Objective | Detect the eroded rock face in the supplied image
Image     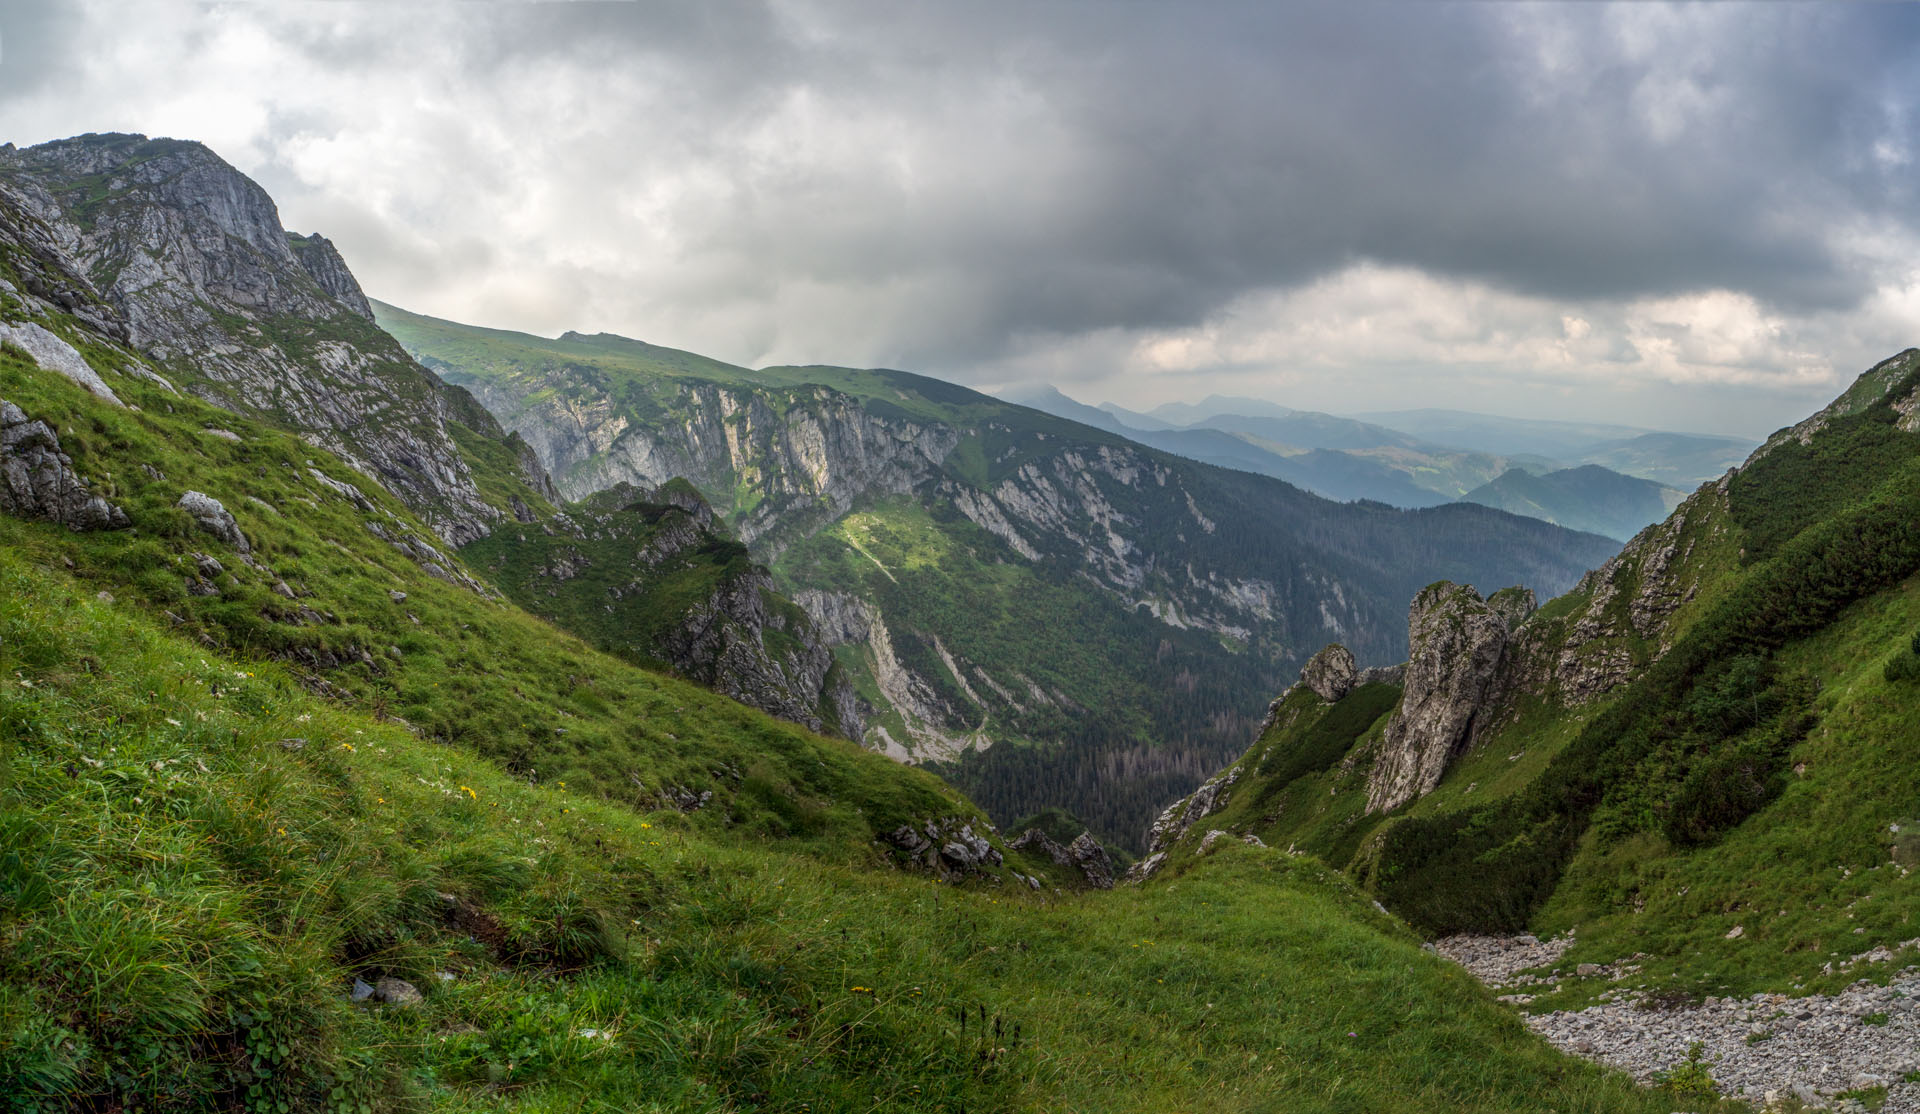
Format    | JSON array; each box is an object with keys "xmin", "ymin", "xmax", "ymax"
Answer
[
  {"xmin": 1300, "ymin": 643, "xmax": 1358, "ymax": 703},
  {"xmin": 0, "ymin": 398, "xmax": 128, "ymax": 530},
  {"xmin": 0, "ymin": 134, "xmax": 536, "ymax": 546},
  {"xmin": 468, "ymin": 376, "xmax": 960, "ymax": 555},
  {"xmin": 287, "ymin": 233, "xmax": 373, "ymax": 320},
  {"xmin": 1366, "ymin": 582, "xmax": 1512, "ymax": 813},
  {"xmin": 1136, "ymin": 763, "xmax": 1242, "ymax": 873},
  {"xmin": 655, "ymin": 566, "xmax": 863, "ymax": 738},
  {"xmin": 1512, "ymin": 494, "xmax": 1712, "ymax": 706}
]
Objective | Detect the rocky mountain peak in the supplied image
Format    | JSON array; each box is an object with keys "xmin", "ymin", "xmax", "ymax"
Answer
[
  {"xmin": 0, "ymin": 132, "xmax": 546, "ymax": 546},
  {"xmin": 1485, "ymin": 586, "xmax": 1537, "ymax": 631}
]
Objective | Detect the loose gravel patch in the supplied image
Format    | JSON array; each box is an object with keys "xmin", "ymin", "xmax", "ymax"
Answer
[{"xmin": 1438, "ymin": 933, "xmax": 1920, "ymax": 1111}]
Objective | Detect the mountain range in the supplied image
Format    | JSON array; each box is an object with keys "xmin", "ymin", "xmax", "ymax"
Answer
[
  {"xmin": 4, "ymin": 130, "xmax": 1917, "ymax": 1111},
  {"xmin": 1005, "ymin": 385, "xmax": 1752, "ymax": 542},
  {"xmin": 374, "ymin": 302, "xmax": 1618, "ymax": 847}
]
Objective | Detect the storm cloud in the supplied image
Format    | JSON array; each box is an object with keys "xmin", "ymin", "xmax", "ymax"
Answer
[{"xmin": 4, "ymin": 1, "xmax": 1920, "ymax": 433}]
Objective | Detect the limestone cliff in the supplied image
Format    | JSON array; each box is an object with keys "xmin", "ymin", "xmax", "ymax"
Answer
[
  {"xmin": 1365, "ymin": 582, "xmax": 1517, "ymax": 813},
  {"xmin": 0, "ymin": 133, "xmax": 542, "ymax": 545},
  {"xmin": 461, "ymin": 375, "xmax": 960, "ymax": 556}
]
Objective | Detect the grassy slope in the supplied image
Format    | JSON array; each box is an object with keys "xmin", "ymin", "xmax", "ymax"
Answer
[
  {"xmin": 0, "ymin": 326, "xmax": 964, "ymax": 849},
  {"xmin": 1169, "ymin": 351, "xmax": 1920, "ymax": 1010},
  {"xmin": 0, "ymin": 550, "xmax": 1713, "ymax": 1112}
]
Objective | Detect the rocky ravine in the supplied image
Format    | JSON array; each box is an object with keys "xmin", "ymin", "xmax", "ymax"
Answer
[{"xmin": 1440, "ymin": 934, "xmax": 1920, "ymax": 1111}]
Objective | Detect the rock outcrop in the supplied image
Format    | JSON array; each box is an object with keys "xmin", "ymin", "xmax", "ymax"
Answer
[
  {"xmin": 1299, "ymin": 643, "xmax": 1358, "ymax": 703},
  {"xmin": 470, "ymin": 483, "xmax": 862, "ymax": 738},
  {"xmin": 656, "ymin": 567, "xmax": 862, "ymax": 738},
  {"xmin": 0, "ymin": 398, "xmax": 128, "ymax": 530},
  {"xmin": 881, "ymin": 818, "xmax": 1006, "ymax": 883},
  {"xmin": 286, "ymin": 233, "xmax": 374, "ymax": 320},
  {"xmin": 1008, "ymin": 827, "xmax": 1118, "ymax": 889},
  {"xmin": 1134, "ymin": 763, "xmax": 1243, "ymax": 877},
  {"xmin": 0, "ymin": 133, "xmax": 542, "ymax": 545},
  {"xmin": 1366, "ymin": 582, "xmax": 1514, "ymax": 813}
]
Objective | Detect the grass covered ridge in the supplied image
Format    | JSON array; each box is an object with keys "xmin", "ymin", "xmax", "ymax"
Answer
[
  {"xmin": 0, "ymin": 335, "xmax": 964, "ymax": 848},
  {"xmin": 1156, "ymin": 353, "xmax": 1920, "ymax": 1013},
  {"xmin": 0, "ymin": 549, "xmax": 1710, "ymax": 1111}
]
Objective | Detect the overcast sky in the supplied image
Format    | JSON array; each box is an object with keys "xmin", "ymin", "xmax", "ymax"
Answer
[{"xmin": 5, "ymin": 2, "xmax": 1920, "ymax": 436}]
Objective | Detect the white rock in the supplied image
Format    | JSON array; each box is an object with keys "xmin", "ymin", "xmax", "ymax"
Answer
[{"xmin": 0, "ymin": 322, "xmax": 121, "ymax": 405}]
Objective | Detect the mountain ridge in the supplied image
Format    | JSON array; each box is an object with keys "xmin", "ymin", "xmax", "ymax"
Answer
[
  {"xmin": 376, "ymin": 299, "xmax": 1621, "ymax": 847},
  {"xmin": 0, "ymin": 127, "xmax": 1688, "ymax": 1113}
]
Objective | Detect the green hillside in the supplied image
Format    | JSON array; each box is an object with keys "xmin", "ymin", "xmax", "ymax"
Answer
[
  {"xmin": 376, "ymin": 302, "xmax": 1620, "ymax": 849},
  {"xmin": 0, "ymin": 337, "xmax": 962, "ymax": 849},
  {"xmin": 0, "ymin": 263, "xmax": 1698, "ymax": 1114},
  {"xmin": 1144, "ymin": 349, "xmax": 1920, "ymax": 1012}
]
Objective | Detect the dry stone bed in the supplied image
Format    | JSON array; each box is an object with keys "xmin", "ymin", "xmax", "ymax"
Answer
[{"xmin": 1439, "ymin": 934, "xmax": 1920, "ymax": 1111}]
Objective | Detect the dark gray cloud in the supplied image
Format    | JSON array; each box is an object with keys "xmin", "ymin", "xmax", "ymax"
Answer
[
  {"xmin": 4, "ymin": 1, "xmax": 1919, "ymax": 432},
  {"xmin": 351, "ymin": 1, "xmax": 1920, "ymax": 365}
]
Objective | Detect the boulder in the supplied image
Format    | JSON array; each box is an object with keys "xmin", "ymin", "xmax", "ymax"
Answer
[
  {"xmin": 0, "ymin": 321, "xmax": 121, "ymax": 405},
  {"xmin": 1066, "ymin": 831, "xmax": 1117, "ymax": 890},
  {"xmin": 370, "ymin": 977, "xmax": 423, "ymax": 1008},
  {"xmin": 0, "ymin": 399, "xmax": 128, "ymax": 530},
  {"xmin": 177, "ymin": 490, "xmax": 250, "ymax": 553},
  {"xmin": 1300, "ymin": 643, "xmax": 1358, "ymax": 703}
]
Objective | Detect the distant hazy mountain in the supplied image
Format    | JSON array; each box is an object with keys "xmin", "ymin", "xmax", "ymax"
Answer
[
  {"xmin": 1097, "ymin": 401, "xmax": 1179, "ymax": 430},
  {"xmin": 1460, "ymin": 465, "xmax": 1683, "ymax": 541},
  {"xmin": 1149, "ymin": 394, "xmax": 1300, "ymax": 424},
  {"xmin": 1350, "ymin": 407, "xmax": 1662, "ymax": 457},
  {"xmin": 1578, "ymin": 432, "xmax": 1757, "ymax": 489},
  {"xmin": 1005, "ymin": 386, "xmax": 1742, "ymax": 541},
  {"xmin": 1352, "ymin": 408, "xmax": 1755, "ymax": 487},
  {"xmin": 1004, "ymin": 387, "xmax": 1449, "ymax": 504},
  {"xmin": 1007, "ymin": 387, "xmax": 1540, "ymax": 505},
  {"xmin": 999, "ymin": 385, "xmax": 1136, "ymax": 436},
  {"xmin": 1189, "ymin": 411, "xmax": 1421, "ymax": 452}
]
